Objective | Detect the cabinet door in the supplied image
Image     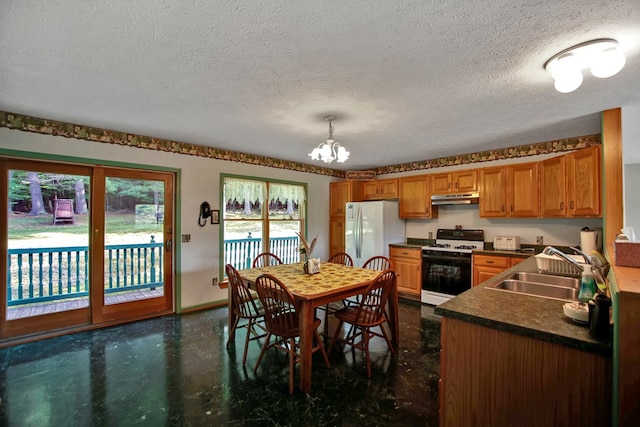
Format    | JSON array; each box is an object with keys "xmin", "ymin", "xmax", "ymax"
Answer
[
  {"xmin": 431, "ymin": 173, "xmax": 452, "ymax": 194},
  {"xmin": 540, "ymin": 155, "xmax": 567, "ymax": 217},
  {"xmin": 479, "ymin": 167, "xmax": 507, "ymax": 217},
  {"xmin": 329, "ymin": 216, "xmax": 345, "ymax": 257},
  {"xmin": 379, "ymin": 178, "xmax": 399, "ymax": 198},
  {"xmin": 567, "ymin": 146, "xmax": 601, "ymax": 217},
  {"xmin": 473, "ymin": 265, "xmax": 505, "ymax": 287},
  {"xmin": 330, "ymin": 181, "xmax": 350, "ymax": 216},
  {"xmin": 390, "ymin": 247, "xmax": 422, "ymax": 296},
  {"xmin": 508, "ymin": 163, "xmax": 539, "ymax": 217},
  {"xmin": 454, "ymin": 170, "xmax": 477, "ymax": 193},
  {"xmin": 399, "ymin": 175, "xmax": 436, "ymax": 218},
  {"xmin": 361, "ymin": 181, "xmax": 379, "ymax": 200}
]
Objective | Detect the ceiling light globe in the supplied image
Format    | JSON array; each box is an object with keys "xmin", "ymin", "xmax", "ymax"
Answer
[
  {"xmin": 554, "ymin": 70, "xmax": 583, "ymax": 93},
  {"xmin": 336, "ymin": 146, "xmax": 350, "ymax": 163},
  {"xmin": 590, "ymin": 47, "xmax": 626, "ymax": 78}
]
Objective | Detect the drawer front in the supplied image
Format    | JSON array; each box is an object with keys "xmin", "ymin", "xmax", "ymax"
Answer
[
  {"xmin": 473, "ymin": 254, "xmax": 509, "ymax": 268},
  {"xmin": 390, "ymin": 246, "xmax": 422, "ymax": 260}
]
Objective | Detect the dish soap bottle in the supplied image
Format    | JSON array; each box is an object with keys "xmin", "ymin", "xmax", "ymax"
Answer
[{"xmin": 578, "ymin": 264, "xmax": 596, "ymax": 303}]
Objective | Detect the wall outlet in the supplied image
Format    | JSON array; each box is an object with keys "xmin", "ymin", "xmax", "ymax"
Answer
[
  {"xmin": 536, "ymin": 236, "xmax": 544, "ymax": 245},
  {"xmin": 182, "ymin": 234, "xmax": 191, "ymax": 243},
  {"xmin": 212, "ymin": 277, "xmax": 218, "ymax": 286}
]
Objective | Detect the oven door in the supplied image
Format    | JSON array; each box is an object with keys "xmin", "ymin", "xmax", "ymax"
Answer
[{"xmin": 422, "ymin": 251, "xmax": 472, "ymax": 298}]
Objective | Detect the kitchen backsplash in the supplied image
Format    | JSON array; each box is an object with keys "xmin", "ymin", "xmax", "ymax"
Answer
[{"xmin": 405, "ymin": 204, "xmax": 602, "ymax": 247}]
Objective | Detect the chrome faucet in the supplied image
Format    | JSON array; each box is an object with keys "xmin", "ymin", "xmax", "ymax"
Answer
[{"xmin": 542, "ymin": 246, "xmax": 585, "ymax": 272}]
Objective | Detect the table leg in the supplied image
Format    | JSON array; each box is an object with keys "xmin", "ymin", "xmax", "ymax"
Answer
[
  {"xmin": 298, "ymin": 299, "xmax": 314, "ymax": 393},
  {"xmin": 388, "ymin": 283, "xmax": 399, "ymax": 346}
]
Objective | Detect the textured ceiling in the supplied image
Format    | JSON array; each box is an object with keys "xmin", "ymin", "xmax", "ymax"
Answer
[{"xmin": 1, "ymin": 1, "xmax": 640, "ymax": 171}]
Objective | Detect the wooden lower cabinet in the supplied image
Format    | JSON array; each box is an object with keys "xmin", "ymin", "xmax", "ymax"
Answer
[
  {"xmin": 389, "ymin": 246, "xmax": 421, "ymax": 298},
  {"xmin": 439, "ymin": 318, "xmax": 611, "ymax": 427},
  {"xmin": 472, "ymin": 254, "xmax": 528, "ymax": 286}
]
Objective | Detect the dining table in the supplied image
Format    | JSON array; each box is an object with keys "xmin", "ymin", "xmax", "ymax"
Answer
[{"xmin": 236, "ymin": 261, "xmax": 399, "ymax": 393}]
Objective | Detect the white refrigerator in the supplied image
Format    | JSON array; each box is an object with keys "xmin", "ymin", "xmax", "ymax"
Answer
[{"xmin": 345, "ymin": 201, "xmax": 406, "ymax": 268}]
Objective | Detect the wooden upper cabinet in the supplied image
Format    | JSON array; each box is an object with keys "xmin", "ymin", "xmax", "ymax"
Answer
[
  {"xmin": 479, "ymin": 167, "xmax": 507, "ymax": 217},
  {"xmin": 362, "ymin": 178, "xmax": 399, "ymax": 200},
  {"xmin": 330, "ymin": 181, "xmax": 362, "ymax": 216},
  {"xmin": 508, "ymin": 162, "xmax": 539, "ymax": 217},
  {"xmin": 540, "ymin": 155, "xmax": 567, "ymax": 217},
  {"xmin": 567, "ymin": 146, "xmax": 601, "ymax": 217},
  {"xmin": 329, "ymin": 216, "xmax": 345, "ymax": 257},
  {"xmin": 540, "ymin": 146, "xmax": 601, "ymax": 218},
  {"xmin": 479, "ymin": 163, "xmax": 538, "ymax": 218},
  {"xmin": 432, "ymin": 170, "xmax": 477, "ymax": 194},
  {"xmin": 399, "ymin": 175, "xmax": 437, "ymax": 219}
]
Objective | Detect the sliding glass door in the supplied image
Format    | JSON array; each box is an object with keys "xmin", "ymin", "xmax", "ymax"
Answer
[{"xmin": 1, "ymin": 159, "xmax": 174, "ymax": 340}]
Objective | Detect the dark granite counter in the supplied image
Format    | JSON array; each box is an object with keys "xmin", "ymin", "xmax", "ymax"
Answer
[{"xmin": 434, "ymin": 256, "xmax": 612, "ymax": 357}]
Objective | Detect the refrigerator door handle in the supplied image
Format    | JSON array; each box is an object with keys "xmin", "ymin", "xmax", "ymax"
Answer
[{"xmin": 355, "ymin": 206, "xmax": 362, "ymax": 258}]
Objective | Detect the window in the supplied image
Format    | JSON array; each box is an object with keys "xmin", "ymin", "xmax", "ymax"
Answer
[{"xmin": 222, "ymin": 175, "xmax": 307, "ymax": 273}]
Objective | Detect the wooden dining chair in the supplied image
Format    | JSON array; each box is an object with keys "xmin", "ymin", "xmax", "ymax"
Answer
[
  {"xmin": 252, "ymin": 252, "xmax": 283, "ymax": 268},
  {"xmin": 318, "ymin": 252, "xmax": 355, "ymax": 337},
  {"xmin": 362, "ymin": 255, "xmax": 393, "ymax": 271},
  {"xmin": 254, "ymin": 273, "xmax": 330, "ymax": 394},
  {"xmin": 328, "ymin": 269, "xmax": 397, "ymax": 378},
  {"xmin": 225, "ymin": 264, "xmax": 267, "ymax": 365}
]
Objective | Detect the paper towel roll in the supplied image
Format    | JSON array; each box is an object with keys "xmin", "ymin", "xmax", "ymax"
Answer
[{"xmin": 581, "ymin": 231, "xmax": 597, "ymax": 254}]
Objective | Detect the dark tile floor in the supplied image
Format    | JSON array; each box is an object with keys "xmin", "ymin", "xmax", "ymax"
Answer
[{"xmin": 0, "ymin": 301, "xmax": 441, "ymax": 426}]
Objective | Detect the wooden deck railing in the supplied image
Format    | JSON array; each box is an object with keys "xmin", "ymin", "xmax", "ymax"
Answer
[
  {"xmin": 224, "ymin": 234, "xmax": 301, "ymax": 269},
  {"xmin": 7, "ymin": 236, "xmax": 163, "ymax": 306},
  {"xmin": 6, "ymin": 235, "xmax": 300, "ymax": 306}
]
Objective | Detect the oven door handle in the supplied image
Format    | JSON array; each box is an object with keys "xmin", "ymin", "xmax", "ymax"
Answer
[{"xmin": 422, "ymin": 254, "xmax": 471, "ymax": 262}]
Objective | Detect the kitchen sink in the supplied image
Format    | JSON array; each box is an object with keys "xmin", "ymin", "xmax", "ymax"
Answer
[
  {"xmin": 506, "ymin": 272, "xmax": 580, "ymax": 289},
  {"xmin": 486, "ymin": 272, "xmax": 580, "ymax": 302}
]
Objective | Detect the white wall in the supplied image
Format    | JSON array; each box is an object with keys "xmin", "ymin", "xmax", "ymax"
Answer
[
  {"xmin": 622, "ymin": 104, "xmax": 640, "ymax": 236},
  {"xmin": 0, "ymin": 128, "xmax": 334, "ymax": 310},
  {"xmin": 405, "ymin": 204, "xmax": 602, "ymax": 247}
]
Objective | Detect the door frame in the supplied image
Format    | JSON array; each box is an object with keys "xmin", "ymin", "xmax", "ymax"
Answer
[{"xmin": 1, "ymin": 152, "xmax": 180, "ymax": 342}]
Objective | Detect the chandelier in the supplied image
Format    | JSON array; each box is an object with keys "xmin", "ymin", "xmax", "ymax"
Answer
[
  {"xmin": 544, "ymin": 38, "xmax": 626, "ymax": 93},
  {"xmin": 309, "ymin": 115, "xmax": 350, "ymax": 164}
]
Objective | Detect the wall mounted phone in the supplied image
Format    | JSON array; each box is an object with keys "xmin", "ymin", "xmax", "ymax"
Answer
[
  {"xmin": 199, "ymin": 202, "xmax": 212, "ymax": 227},
  {"xmin": 198, "ymin": 202, "xmax": 220, "ymax": 226}
]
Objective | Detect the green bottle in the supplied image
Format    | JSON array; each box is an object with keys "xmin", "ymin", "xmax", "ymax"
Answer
[{"xmin": 578, "ymin": 264, "xmax": 596, "ymax": 303}]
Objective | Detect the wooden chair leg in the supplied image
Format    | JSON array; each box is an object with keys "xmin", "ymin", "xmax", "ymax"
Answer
[
  {"xmin": 254, "ymin": 332, "xmax": 272, "ymax": 374},
  {"xmin": 289, "ymin": 337, "xmax": 295, "ymax": 394},
  {"xmin": 242, "ymin": 318, "xmax": 254, "ymax": 365},
  {"xmin": 327, "ymin": 319, "xmax": 344, "ymax": 356},
  {"xmin": 226, "ymin": 316, "xmax": 240, "ymax": 347}
]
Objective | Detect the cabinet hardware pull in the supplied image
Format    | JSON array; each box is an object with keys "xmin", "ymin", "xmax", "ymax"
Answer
[
  {"xmin": 455, "ymin": 182, "xmax": 458, "ymax": 189},
  {"xmin": 570, "ymin": 201, "xmax": 574, "ymax": 209},
  {"xmin": 501, "ymin": 205, "xmax": 505, "ymax": 212},
  {"xmin": 486, "ymin": 260, "xmax": 494, "ymax": 264},
  {"xmin": 560, "ymin": 202, "xmax": 564, "ymax": 211},
  {"xmin": 510, "ymin": 204, "xmax": 513, "ymax": 212}
]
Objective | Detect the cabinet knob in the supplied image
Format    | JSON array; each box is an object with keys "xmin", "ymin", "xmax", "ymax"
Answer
[
  {"xmin": 560, "ymin": 202, "xmax": 564, "ymax": 211},
  {"xmin": 570, "ymin": 201, "xmax": 574, "ymax": 210},
  {"xmin": 501, "ymin": 205, "xmax": 505, "ymax": 212}
]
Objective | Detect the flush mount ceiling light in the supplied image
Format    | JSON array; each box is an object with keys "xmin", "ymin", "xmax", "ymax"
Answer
[
  {"xmin": 544, "ymin": 38, "xmax": 626, "ymax": 93},
  {"xmin": 309, "ymin": 115, "xmax": 350, "ymax": 164}
]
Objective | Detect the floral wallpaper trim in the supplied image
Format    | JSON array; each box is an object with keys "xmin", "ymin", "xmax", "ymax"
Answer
[
  {"xmin": 0, "ymin": 111, "xmax": 599, "ymax": 177},
  {"xmin": 371, "ymin": 134, "xmax": 601, "ymax": 175},
  {"xmin": 0, "ymin": 111, "xmax": 343, "ymax": 178}
]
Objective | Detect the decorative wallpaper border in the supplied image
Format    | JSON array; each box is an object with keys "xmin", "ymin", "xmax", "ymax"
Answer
[{"xmin": 0, "ymin": 111, "xmax": 600, "ymax": 177}]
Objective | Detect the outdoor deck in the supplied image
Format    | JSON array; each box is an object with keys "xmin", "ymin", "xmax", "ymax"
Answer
[{"xmin": 6, "ymin": 289, "xmax": 164, "ymax": 320}]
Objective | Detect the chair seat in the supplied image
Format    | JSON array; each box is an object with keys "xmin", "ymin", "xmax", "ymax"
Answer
[{"xmin": 335, "ymin": 306, "xmax": 385, "ymax": 328}]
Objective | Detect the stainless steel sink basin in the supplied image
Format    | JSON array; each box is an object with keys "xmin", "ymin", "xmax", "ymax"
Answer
[
  {"xmin": 506, "ymin": 272, "xmax": 580, "ymax": 289},
  {"xmin": 489, "ymin": 279, "xmax": 579, "ymax": 301}
]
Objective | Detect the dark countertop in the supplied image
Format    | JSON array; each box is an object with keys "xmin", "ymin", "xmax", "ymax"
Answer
[{"xmin": 434, "ymin": 256, "xmax": 612, "ymax": 357}]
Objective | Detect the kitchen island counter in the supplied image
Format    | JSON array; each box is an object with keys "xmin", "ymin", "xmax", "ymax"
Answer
[{"xmin": 434, "ymin": 256, "xmax": 611, "ymax": 356}]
